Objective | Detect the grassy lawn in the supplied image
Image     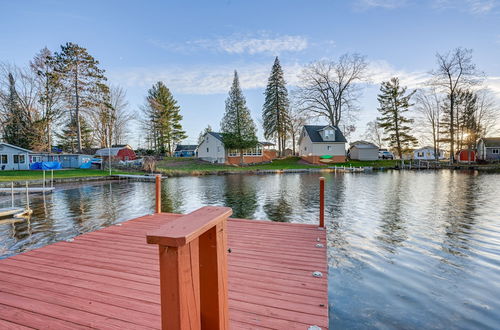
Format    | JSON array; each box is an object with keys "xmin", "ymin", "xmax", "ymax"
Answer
[
  {"xmin": 157, "ymin": 157, "xmax": 399, "ymax": 175},
  {"xmin": 0, "ymin": 169, "xmax": 133, "ymax": 182}
]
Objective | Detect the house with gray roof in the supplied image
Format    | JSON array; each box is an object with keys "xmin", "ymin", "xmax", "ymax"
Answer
[
  {"xmin": 298, "ymin": 125, "xmax": 347, "ymax": 164},
  {"xmin": 348, "ymin": 141, "xmax": 379, "ymax": 161},
  {"xmin": 173, "ymin": 144, "xmax": 198, "ymax": 157},
  {"xmin": 197, "ymin": 132, "xmax": 276, "ymax": 164},
  {"xmin": 477, "ymin": 137, "xmax": 500, "ymax": 161}
]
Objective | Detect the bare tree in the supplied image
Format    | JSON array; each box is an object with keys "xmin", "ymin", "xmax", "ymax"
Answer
[
  {"xmin": 288, "ymin": 102, "xmax": 308, "ymax": 155},
  {"xmin": 362, "ymin": 120, "xmax": 385, "ymax": 148},
  {"xmin": 474, "ymin": 89, "xmax": 499, "ymax": 137},
  {"xmin": 415, "ymin": 89, "xmax": 442, "ymax": 160},
  {"xmin": 296, "ymin": 53, "xmax": 368, "ymax": 135},
  {"xmin": 431, "ymin": 47, "xmax": 482, "ymax": 162},
  {"xmin": 110, "ymin": 86, "xmax": 132, "ymax": 145}
]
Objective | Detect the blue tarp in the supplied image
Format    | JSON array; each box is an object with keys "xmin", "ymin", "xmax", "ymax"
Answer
[
  {"xmin": 30, "ymin": 162, "xmax": 63, "ymax": 170},
  {"xmin": 79, "ymin": 162, "xmax": 92, "ymax": 169}
]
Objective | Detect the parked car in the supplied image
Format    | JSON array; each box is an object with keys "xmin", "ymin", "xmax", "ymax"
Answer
[{"xmin": 379, "ymin": 150, "xmax": 394, "ymax": 159}]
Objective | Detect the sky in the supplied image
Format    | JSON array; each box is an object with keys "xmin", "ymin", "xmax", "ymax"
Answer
[{"xmin": 1, "ymin": 0, "xmax": 500, "ymax": 146}]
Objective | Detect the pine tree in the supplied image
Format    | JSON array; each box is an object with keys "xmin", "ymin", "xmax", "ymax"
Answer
[
  {"xmin": 221, "ymin": 71, "xmax": 258, "ymax": 165},
  {"xmin": 56, "ymin": 115, "xmax": 93, "ymax": 153},
  {"xmin": 143, "ymin": 82, "xmax": 186, "ymax": 155},
  {"xmin": 30, "ymin": 47, "xmax": 64, "ymax": 152},
  {"xmin": 262, "ymin": 57, "xmax": 290, "ymax": 156},
  {"xmin": 54, "ymin": 42, "xmax": 106, "ymax": 153},
  {"xmin": 377, "ymin": 77, "xmax": 418, "ymax": 158},
  {"xmin": 3, "ymin": 73, "xmax": 33, "ymax": 149}
]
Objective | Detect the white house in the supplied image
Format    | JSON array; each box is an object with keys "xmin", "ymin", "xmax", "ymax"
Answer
[
  {"xmin": 477, "ymin": 137, "xmax": 500, "ymax": 161},
  {"xmin": 348, "ymin": 141, "xmax": 379, "ymax": 161},
  {"xmin": 197, "ymin": 132, "xmax": 277, "ymax": 164},
  {"xmin": 413, "ymin": 146, "xmax": 445, "ymax": 160},
  {"xmin": 0, "ymin": 142, "xmax": 32, "ymax": 170},
  {"xmin": 298, "ymin": 125, "xmax": 347, "ymax": 164},
  {"xmin": 198, "ymin": 132, "xmax": 226, "ymax": 163}
]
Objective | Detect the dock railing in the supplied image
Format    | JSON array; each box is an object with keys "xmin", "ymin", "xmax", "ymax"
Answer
[{"xmin": 147, "ymin": 206, "xmax": 232, "ymax": 330}]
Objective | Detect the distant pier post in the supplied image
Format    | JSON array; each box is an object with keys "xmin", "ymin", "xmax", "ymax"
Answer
[
  {"xmin": 155, "ymin": 174, "xmax": 162, "ymax": 214},
  {"xmin": 319, "ymin": 177, "xmax": 325, "ymax": 228}
]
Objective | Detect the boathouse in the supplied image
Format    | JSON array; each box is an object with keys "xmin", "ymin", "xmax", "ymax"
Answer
[
  {"xmin": 456, "ymin": 149, "xmax": 476, "ymax": 163},
  {"xmin": 299, "ymin": 125, "xmax": 347, "ymax": 164},
  {"xmin": 197, "ymin": 132, "xmax": 276, "ymax": 164},
  {"xmin": 0, "ymin": 142, "xmax": 32, "ymax": 170}
]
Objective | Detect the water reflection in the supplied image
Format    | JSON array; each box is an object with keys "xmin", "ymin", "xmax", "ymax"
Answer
[{"xmin": 0, "ymin": 170, "xmax": 499, "ymax": 329}]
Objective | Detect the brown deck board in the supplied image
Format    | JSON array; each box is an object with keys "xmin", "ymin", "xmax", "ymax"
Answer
[{"xmin": 0, "ymin": 213, "xmax": 328, "ymax": 329}]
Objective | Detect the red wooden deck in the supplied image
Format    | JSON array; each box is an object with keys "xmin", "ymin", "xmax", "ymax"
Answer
[{"xmin": 0, "ymin": 213, "xmax": 328, "ymax": 329}]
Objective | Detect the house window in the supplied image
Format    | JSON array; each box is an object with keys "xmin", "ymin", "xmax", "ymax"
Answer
[
  {"xmin": 228, "ymin": 150, "xmax": 240, "ymax": 157},
  {"xmin": 327, "ymin": 146, "xmax": 332, "ymax": 151},
  {"xmin": 32, "ymin": 156, "xmax": 42, "ymax": 162},
  {"xmin": 417, "ymin": 152, "xmax": 424, "ymax": 157},
  {"xmin": 13, "ymin": 155, "xmax": 25, "ymax": 164},
  {"xmin": 324, "ymin": 129, "xmax": 334, "ymax": 139},
  {"xmin": 304, "ymin": 147, "xmax": 307, "ymax": 151},
  {"xmin": 0, "ymin": 155, "xmax": 7, "ymax": 164},
  {"xmin": 217, "ymin": 146, "xmax": 221, "ymax": 152},
  {"xmin": 206, "ymin": 148, "xmax": 209, "ymax": 153},
  {"xmin": 492, "ymin": 149, "xmax": 499, "ymax": 154}
]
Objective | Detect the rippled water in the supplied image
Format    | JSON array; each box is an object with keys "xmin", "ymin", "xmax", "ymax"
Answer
[{"xmin": 0, "ymin": 170, "xmax": 499, "ymax": 329}]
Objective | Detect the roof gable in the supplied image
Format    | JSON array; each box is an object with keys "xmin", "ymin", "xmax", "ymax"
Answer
[
  {"xmin": 480, "ymin": 138, "xmax": 500, "ymax": 148},
  {"xmin": 303, "ymin": 125, "xmax": 347, "ymax": 143},
  {"xmin": 0, "ymin": 142, "xmax": 32, "ymax": 153}
]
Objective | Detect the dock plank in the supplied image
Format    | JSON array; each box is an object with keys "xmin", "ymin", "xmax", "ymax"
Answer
[{"xmin": 0, "ymin": 213, "xmax": 328, "ymax": 329}]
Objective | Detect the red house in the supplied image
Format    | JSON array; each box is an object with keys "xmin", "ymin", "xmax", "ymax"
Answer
[
  {"xmin": 95, "ymin": 144, "xmax": 137, "ymax": 161},
  {"xmin": 456, "ymin": 149, "xmax": 476, "ymax": 163}
]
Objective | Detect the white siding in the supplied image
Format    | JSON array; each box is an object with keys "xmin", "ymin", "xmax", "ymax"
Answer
[
  {"xmin": 299, "ymin": 133, "xmax": 314, "ymax": 156},
  {"xmin": 350, "ymin": 147, "xmax": 378, "ymax": 160},
  {"xmin": 197, "ymin": 134, "xmax": 225, "ymax": 163}
]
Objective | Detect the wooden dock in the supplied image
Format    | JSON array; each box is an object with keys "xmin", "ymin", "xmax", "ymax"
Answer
[
  {"xmin": 0, "ymin": 187, "xmax": 55, "ymax": 194},
  {"xmin": 0, "ymin": 210, "xmax": 328, "ymax": 329}
]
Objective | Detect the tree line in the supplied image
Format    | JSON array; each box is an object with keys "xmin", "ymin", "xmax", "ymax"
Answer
[
  {"xmin": 363, "ymin": 47, "xmax": 498, "ymax": 161},
  {"xmin": 0, "ymin": 42, "xmax": 132, "ymax": 154}
]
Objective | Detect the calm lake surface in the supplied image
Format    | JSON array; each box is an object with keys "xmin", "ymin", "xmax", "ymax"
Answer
[{"xmin": 1, "ymin": 170, "xmax": 499, "ymax": 329}]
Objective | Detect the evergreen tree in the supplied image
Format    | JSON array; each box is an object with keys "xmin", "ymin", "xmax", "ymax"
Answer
[
  {"xmin": 262, "ymin": 57, "xmax": 290, "ymax": 156},
  {"xmin": 30, "ymin": 47, "xmax": 64, "ymax": 152},
  {"xmin": 377, "ymin": 77, "xmax": 418, "ymax": 158},
  {"xmin": 54, "ymin": 42, "xmax": 106, "ymax": 153},
  {"xmin": 221, "ymin": 71, "xmax": 258, "ymax": 165},
  {"xmin": 143, "ymin": 82, "xmax": 186, "ymax": 155},
  {"xmin": 3, "ymin": 73, "xmax": 33, "ymax": 149},
  {"xmin": 56, "ymin": 115, "xmax": 93, "ymax": 153}
]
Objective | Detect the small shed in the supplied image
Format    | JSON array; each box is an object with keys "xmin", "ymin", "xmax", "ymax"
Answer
[
  {"xmin": 0, "ymin": 143, "xmax": 31, "ymax": 170},
  {"xmin": 413, "ymin": 147, "xmax": 445, "ymax": 160},
  {"xmin": 173, "ymin": 145, "xmax": 197, "ymax": 157},
  {"xmin": 477, "ymin": 137, "xmax": 500, "ymax": 161},
  {"xmin": 95, "ymin": 145, "xmax": 136, "ymax": 161},
  {"xmin": 348, "ymin": 141, "xmax": 379, "ymax": 161},
  {"xmin": 456, "ymin": 149, "xmax": 476, "ymax": 163}
]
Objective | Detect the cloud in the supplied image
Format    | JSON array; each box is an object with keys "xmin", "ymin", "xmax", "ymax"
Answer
[
  {"xmin": 149, "ymin": 32, "xmax": 308, "ymax": 55},
  {"xmin": 432, "ymin": 0, "xmax": 498, "ymax": 14},
  {"xmin": 109, "ymin": 62, "xmax": 304, "ymax": 95},
  {"xmin": 356, "ymin": 0, "xmax": 409, "ymax": 9}
]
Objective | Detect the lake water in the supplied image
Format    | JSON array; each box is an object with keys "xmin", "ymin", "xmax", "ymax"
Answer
[{"xmin": 0, "ymin": 170, "xmax": 499, "ymax": 329}]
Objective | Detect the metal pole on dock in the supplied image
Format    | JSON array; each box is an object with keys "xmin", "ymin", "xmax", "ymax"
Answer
[
  {"xmin": 51, "ymin": 169, "xmax": 54, "ymax": 188},
  {"xmin": 155, "ymin": 174, "xmax": 161, "ymax": 214},
  {"xmin": 25, "ymin": 181, "xmax": 30, "ymax": 211},
  {"xmin": 43, "ymin": 170, "xmax": 46, "ymax": 190},
  {"xmin": 319, "ymin": 177, "xmax": 325, "ymax": 228},
  {"xmin": 11, "ymin": 182, "xmax": 14, "ymax": 208}
]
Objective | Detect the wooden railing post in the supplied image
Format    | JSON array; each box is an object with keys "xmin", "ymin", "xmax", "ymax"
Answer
[
  {"xmin": 147, "ymin": 206, "xmax": 232, "ymax": 330},
  {"xmin": 155, "ymin": 174, "xmax": 161, "ymax": 214},
  {"xmin": 319, "ymin": 177, "xmax": 325, "ymax": 228}
]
